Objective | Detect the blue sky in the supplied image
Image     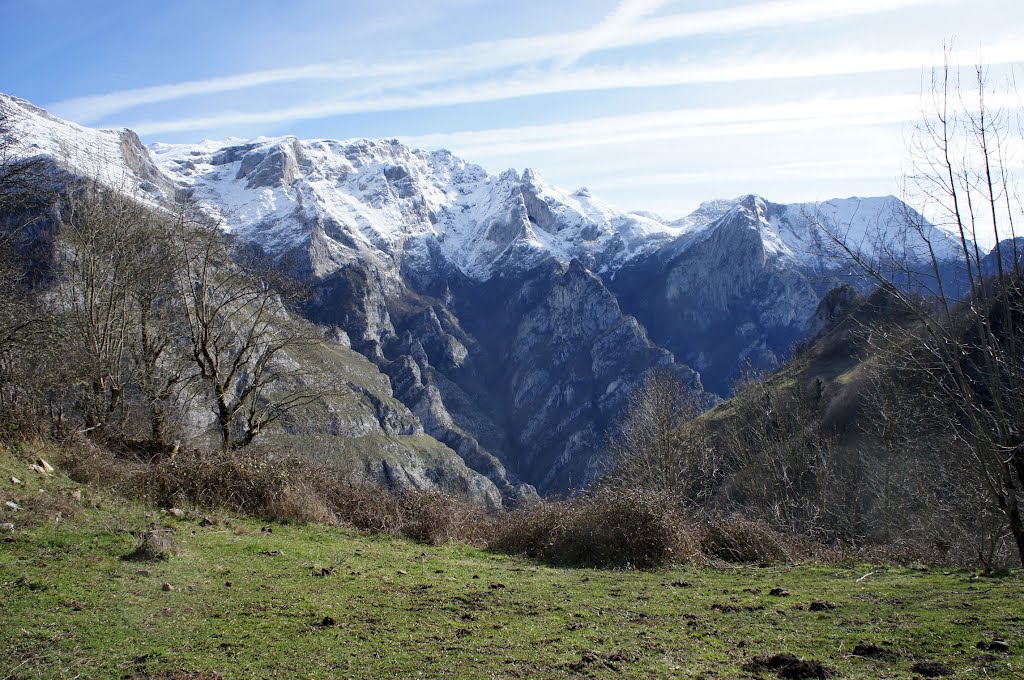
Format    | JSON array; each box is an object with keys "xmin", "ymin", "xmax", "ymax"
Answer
[{"xmin": 2, "ymin": 0, "xmax": 1022, "ymax": 219}]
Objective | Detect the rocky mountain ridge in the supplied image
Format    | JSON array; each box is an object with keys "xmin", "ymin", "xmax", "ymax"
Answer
[{"xmin": 0, "ymin": 91, "xmax": 968, "ymax": 495}]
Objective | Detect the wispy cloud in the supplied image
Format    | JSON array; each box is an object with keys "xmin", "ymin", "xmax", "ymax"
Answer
[
  {"xmin": 403, "ymin": 94, "xmax": 926, "ymax": 158},
  {"xmin": 554, "ymin": 0, "xmax": 673, "ymax": 69},
  {"xmin": 124, "ymin": 38, "xmax": 1023, "ymax": 136},
  {"xmin": 51, "ymin": 0, "xmax": 956, "ymax": 125},
  {"xmin": 403, "ymin": 86, "xmax": 1024, "ymax": 159},
  {"xmin": 604, "ymin": 158, "xmax": 907, "ymax": 188}
]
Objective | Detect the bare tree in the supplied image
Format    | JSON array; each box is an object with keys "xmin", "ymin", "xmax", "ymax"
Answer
[
  {"xmin": 168, "ymin": 204, "xmax": 325, "ymax": 449},
  {"xmin": 814, "ymin": 56, "xmax": 1024, "ymax": 564},
  {"xmin": 0, "ymin": 101, "xmax": 54, "ymax": 430},
  {"xmin": 54, "ymin": 179, "xmax": 153, "ymax": 434},
  {"xmin": 860, "ymin": 337, "xmax": 1014, "ymax": 565},
  {"xmin": 722, "ymin": 369, "xmax": 839, "ymax": 535},
  {"xmin": 604, "ymin": 370, "xmax": 720, "ymax": 504},
  {"xmin": 124, "ymin": 214, "xmax": 195, "ymax": 445}
]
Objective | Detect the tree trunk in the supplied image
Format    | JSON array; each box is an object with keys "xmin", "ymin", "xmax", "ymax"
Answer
[
  {"xmin": 1004, "ymin": 476, "xmax": 1024, "ymax": 567},
  {"xmin": 150, "ymin": 409, "xmax": 166, "ymax": 446},
  {"xmin": 216, "ymin": 388, "xmax": 233, "ymax": 449}
]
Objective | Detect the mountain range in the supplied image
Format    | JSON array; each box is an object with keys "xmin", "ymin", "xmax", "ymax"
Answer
[{"xmin": 0, "ymin": 92, "xmax": 969, "ymax": 501}]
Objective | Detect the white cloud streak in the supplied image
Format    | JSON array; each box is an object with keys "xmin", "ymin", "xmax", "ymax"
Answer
[
  {"xmin": 402, "ymin": 89, "xmax": 1023, "ymax": 158},
  {"xmin": 604, "ymin": 158, "xmax": 906, "ymax": 188},
  {"xmin": 554, "ymin": 0, "xmax": 673, "ymax": 69},
  {"xmin": 124, "ymin": 38, "xmax": 1024, "ymax": 136},
  {"xmin": 403, "ymin": 94, "xmax": 924, "ymax": 157},
  {"xmin": 51, "ymin": 0, "xmax": 956, "ymax": 124}
]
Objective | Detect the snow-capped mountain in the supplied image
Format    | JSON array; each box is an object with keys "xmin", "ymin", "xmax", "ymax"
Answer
[
  {"xmin": 0, "ymin": 91, "xmax": 968, "ymax": 494},
  {"xmin": 148, "ymin": 135, "xmax": 682, "ymax": 283},
  {"xmin": 672, "ymin": 194, "xmax": 962, "ymax": 267},
  {"xmin": 1, "ymin": 93, "xmax": 176, "ymax": 203}
]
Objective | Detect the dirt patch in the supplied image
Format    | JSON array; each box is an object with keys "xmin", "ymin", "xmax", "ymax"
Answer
[
  {"xmin": 911, "ymin": 661, "xmax": 953, "ymax": 677},
  {"xmin": 976, "ymin": 639, "xmax": 1011, "ymax": 653},
  {"xmin": 743, "ymin": 653, "xmax": 832, "ymax": 679},
  {"xmin": 567, "ymin": 650, "xmax": 640, "ymax": 672},
  {"xmin": 851, "ymin": 642, "xmax": 893, "ymax": 659},
  {"xmin": 313, "ymin": 616, "xmax": 336, "ymax": 628},
  {"xmin": 712, "ymin": 602, "xmax": 765, "ymax": 613}
]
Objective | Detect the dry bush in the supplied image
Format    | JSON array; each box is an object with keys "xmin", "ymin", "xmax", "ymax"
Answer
[
  {"xmin": 491, "ymin": 488, "xmax": 701, "ymax": 569},
  {"xmin": 63, "ymin": 438, "xmax": 150, "ymax": 492},
  {"xmin": 326, "ymin": 483, "xmax": 494, "ymax": 545},
  {"xmin": 64, "ymin": 437, "xmax": 495, "ymax": 544},
  {"xmin": 394, "ymin": 491, "xmax": 495, "ymax": 546},
  {"xmin": 57, "ymin": 437, "xmax": 834, "ymax": 566},
  {"xmin": 698, "ymin": 515, "xmax": 791, "ymax": 563},
  {"xmin": 488, "ymin": 501, "xmax": 564, "ymax": 559},
  {"xmin": 814, "ymin": 540, "xmax": 948, "ymax": 567},
  {"xmin": 142, "ymin": 447, "xmax": 334, "ymax": 524}
]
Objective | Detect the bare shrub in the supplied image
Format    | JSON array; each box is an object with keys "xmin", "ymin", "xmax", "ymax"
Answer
[
  {"xmin": 698, "ymin": 516, "xmax": 791, "ymax": 563},
  {"xmin": 143, "ymin": 447, "xmax": 333, "ymax": 524},
  {"xmin": 63, "ymin": 437, "xmax": 147, "ymax": 492},
  {"xmin": 395, "ymin": 491, "xmax": 495, "ymax": 546},
  {"xmin": 326, "ymin": 484, "xmax": 494, "ymax": 545},
  {"xmin": 491, "ymin": 488, "xmax": 700, "ymax": 568},
  {"xmin": 816, "ymin": 540, "xmax": 949, "ymax": 567},
  {"xmin": 64, "ymin": 437, "xmax": 494, "ymax": 543},
  {"xmin": 270, "ymin": 480, "xmax": 336, "ymax": 525},
  {"xmin": 603, "ymin": 370, "xmax": 721, "ymax": 505}
]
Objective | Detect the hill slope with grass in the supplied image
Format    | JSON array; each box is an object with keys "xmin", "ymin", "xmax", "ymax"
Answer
[{"xmin": 2, "ymin": 442, "xmax": 1022, "ymax": 679}]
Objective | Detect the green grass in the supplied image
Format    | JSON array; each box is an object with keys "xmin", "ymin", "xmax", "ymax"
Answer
[{"xmin": 2, "ymin": 446, "xmax": 1022, "ymax": 679}]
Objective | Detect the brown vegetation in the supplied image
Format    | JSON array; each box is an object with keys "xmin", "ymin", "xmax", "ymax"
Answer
[
  {"xmin": 489, "ymin": 488, "xmax": 701, "ymax": 568},
  {"xmin": 53, "ymin": 435, "xmax": 814, "ymax": 567}
]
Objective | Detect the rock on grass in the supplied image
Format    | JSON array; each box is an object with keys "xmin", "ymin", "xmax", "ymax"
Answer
[{"xmin": 123, "ymin": 528, "xmax": 176, "ymax": 562}]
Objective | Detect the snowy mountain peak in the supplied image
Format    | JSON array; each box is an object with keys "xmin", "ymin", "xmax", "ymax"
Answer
[
  {"xmin": 146, "ymin": 130, "xmax": 687, "ymax": 280},
  {"xmin": 668, "ymin": 192, "xmax": 963, "ymax": 267},
  {"xmin": 1, "ymin": 92, "xmax": 175, "ymax": 202}
]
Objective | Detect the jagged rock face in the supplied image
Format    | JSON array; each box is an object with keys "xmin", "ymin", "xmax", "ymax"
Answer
[
  {"xmin": 445, "ymin": 257, "xmax": 700, "ymax": 492},
  {"xmin": 301, "ymin": 259, "xmax": 539, "ymax": 504},
  {"xmin": 610, "ymin": 197, "xmax": 820, "ymax": 393},
  {"xmin": 306, "ymin": 260, "xmax": 398, "ymax": 362},
  {"xmin": 305, "ymin": 246, "xmax": 697, "ymax": 494},
  {"xmin": 809, "ymin": 285, "xmax": 863, "ymax": 338},
  {"xmin": 983, "ymin": 238, "xmax": 1024, "ymax": 276}
]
